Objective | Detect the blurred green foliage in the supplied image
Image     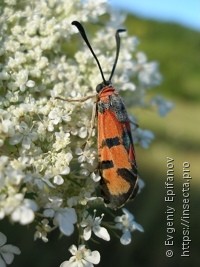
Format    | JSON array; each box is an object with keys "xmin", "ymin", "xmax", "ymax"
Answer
[
  {"xmin": 126, "ymin": 15, "xmax": 200, "ymax": 103},
  {"xmin": 1, "ymin": 14, "xmax": 199, "ymax": 267}
]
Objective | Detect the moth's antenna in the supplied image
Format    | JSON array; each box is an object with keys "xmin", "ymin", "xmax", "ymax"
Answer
[
  {"xmin": 72, "ymin": 21, "xmax": 107, "ymax": 85},
  {"xmin": 108, "ymin": 29, "xmax": 126, "ymax": 82}
]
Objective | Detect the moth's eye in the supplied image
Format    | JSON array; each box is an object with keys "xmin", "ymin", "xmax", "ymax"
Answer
[
  {"xmin": 96, "ymin": 81, "xmax": 110, "ymax": 93},
  {"xmin": 96, "ymin": 83, "xmax": 104, "ymax": 93}
]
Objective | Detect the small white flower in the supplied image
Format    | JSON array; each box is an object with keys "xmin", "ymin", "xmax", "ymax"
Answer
[
  {"xmin": 55, "ymin": 152, "xmax": 73, "ymax": 175},
  {"xmin": 0, "ymin": 157, "xmax": 25, "ymax": 187},
  {"xmin": 115, "ymin": 208, "xmax": 144, "ymax": 245},
  {"xmin": 53, "ymin": 175, "xmax": 64, "ymax": 185},
  {"xmin": 78, "ymin": 126, "xmax": 88, "ymax": 139},
  {"xmin": 0, "ymin": 114, "xmax": 14, "ymax": 138},
  {"xmin": 48, "ymin": 107, "xmax": 71, "ymax": 131},
  {"xmin": 44, "ymin": 199, "xmax": 77, "ymax": 236},
  {"xmin": 38, "ymin": 151, "xmax": 73, "ymax": 178},
  {"xmin": 136, "ymin": 52, "xmax": 147, "ymax": 64},
  {"xmin": 134, "ymin": 52, "xmax": 162, "ymax": 87},
  {"xmin": 34, "ymin": 219, "xmax": 51, "ymax": 243},
  {"xmin": 11, "ymin": 198, "xmax": 38, "ymax": 225},
  {"xmin": 0, "ymin": 71, "xmax": 10, "ymax": 80},
  {"xmin": 53, "ymin": 208, "xmax": 77, "ymax": 236},
  {"xmin": 90, "ymin": 172, "xmax": 101, "ymax": 182},
  {"xmin": 14, "ymin": 69, "xmax": 35, "ymax": 91},
  {"xmin": 133, "ymin": 128, "xmax": 155, "ymax": 149},
  {"xmin": 81, "ymin": 211, "xmax": 110, "ymax": 241},
  {"xmin": 52, "ymin": 131, "xmax": 71, "ymax": 151},
  {"xmin": 26, "ymin": 80, "xmax": 35, "ymax": 88},
  {"xmin": 44, "ymin": 196, "xmax": 63, "ymax": 210},
  {"xmin": 0, "ymin": 232, "xmax": 21, "ymax": 267},
  {"xmin": 60, "ymin": 244, "xmax": 100, "ymax": 267},
  {"xmin": 9, "ymin": 121, "xmax": 38, "ymax": 149},
  {"xmin": 75, "ymin": 147, "xmax": 97, "ymax": 165},
  {"xmin": 36, "ymin": 56, "xmax": 48, "ymax": 70}
]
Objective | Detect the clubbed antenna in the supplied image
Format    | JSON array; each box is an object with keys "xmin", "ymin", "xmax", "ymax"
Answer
[
  {"xmin": 72, "ymin": 21, "xmax": 126, "ymax": 84},
  {"xmin": 108, "ymin": 29, "xmax": 126, "ymax": 82}
]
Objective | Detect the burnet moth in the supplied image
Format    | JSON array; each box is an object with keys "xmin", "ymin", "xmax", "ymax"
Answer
[{"xmin": 58, "ymin": 21, "xmax": 139, "ymax": 209}]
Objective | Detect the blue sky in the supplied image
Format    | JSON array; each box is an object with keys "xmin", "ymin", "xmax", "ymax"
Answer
[{"xmin": 109, "ymin": 0, "xmax": 200, "ymax": 31}]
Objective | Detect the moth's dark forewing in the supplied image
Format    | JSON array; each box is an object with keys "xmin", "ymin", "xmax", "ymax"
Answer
[
  {"xmin": 97, "ymin": 86, "xmax": 138, "ymax": 209},
  {"xmin": 111, "ymin": 94, "xmax": 138, "ymax": 166},
  {"xmin": 99, "ymin": 165, "xmax": 138, "ymax": 209}
]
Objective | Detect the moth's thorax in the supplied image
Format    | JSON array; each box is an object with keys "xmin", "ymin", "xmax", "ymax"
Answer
[
  {"xmin": 97, "ymin": 86, "xmax": 129, "ymax": 122},
  {"xmin": 98, "ymin": 85, "xmax": 118, "ymax": 98}
]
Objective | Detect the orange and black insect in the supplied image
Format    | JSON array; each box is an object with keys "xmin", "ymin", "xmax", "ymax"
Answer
[{"xmin": 71, "ymin": 21, "xmax": 138, "ymax": 209}]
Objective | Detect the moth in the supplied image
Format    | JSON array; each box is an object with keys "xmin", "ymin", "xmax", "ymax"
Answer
[{"xmin": 58, "ymin": 21, "xmax": 139, "ymax": 209}]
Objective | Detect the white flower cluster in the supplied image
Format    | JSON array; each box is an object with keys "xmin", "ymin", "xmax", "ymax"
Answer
[{"xmin": 0, "ymin": 0, "xmax": 172, "ymax": 266}]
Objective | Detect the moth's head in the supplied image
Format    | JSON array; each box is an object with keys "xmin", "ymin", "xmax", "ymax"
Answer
[{"xmin": 96, "ymin": 81, "xmax": 110, "ymax": 93}]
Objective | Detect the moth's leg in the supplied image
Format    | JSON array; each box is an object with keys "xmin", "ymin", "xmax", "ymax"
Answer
[
  {"xmin": 82, "ymin": 100, "xmax": 97, "ymax": 150},
  {"xmin": 55, "ymin": 94, "xmax": 96, "ymax": 103},
  {"xmin": 55, "ymin": 94, "xmax": 97, "ymax": 150},
  {"xmin": 129, "ymin": 119, "xmax": 139, "ymax": 130}
]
